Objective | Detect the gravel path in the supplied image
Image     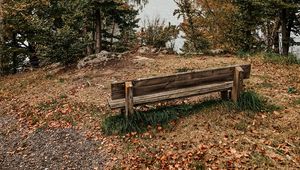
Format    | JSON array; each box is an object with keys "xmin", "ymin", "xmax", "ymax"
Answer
[{"xmin": 0, "ymin": 115, "xmax": 106, "ymax": 170}]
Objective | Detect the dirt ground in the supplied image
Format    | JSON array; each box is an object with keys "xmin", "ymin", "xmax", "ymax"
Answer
[{"xmin": 0, "ymin": 54, "xmax": 299, "ymax": 169}]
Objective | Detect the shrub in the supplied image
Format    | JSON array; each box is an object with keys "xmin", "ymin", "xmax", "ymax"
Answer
[{"xmin": 139, "ymin": 17, "xmax": 179, "ymax": 49}]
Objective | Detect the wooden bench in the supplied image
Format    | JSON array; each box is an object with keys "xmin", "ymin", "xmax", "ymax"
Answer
[{"xmin": 109, "ymin": 64, "xmax": 251, "ymax": 116}]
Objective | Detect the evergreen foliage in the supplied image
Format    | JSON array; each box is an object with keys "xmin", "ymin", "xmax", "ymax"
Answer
[
  {"xmin": 174, "ymin": 0, "xmax": 300, "ymax": 54},
  {"xmin": 0, "ymin": 0, "xmax": 140, "ymax": 73}
]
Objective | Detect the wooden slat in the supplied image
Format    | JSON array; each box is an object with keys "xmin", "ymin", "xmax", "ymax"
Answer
[
  {"xmin": 109, "ymin": 81, "xmax": 233, "ymax": 109},
  {"xmin": 111, "ymin": 64, "xmax": 251, "ymax": 100}
]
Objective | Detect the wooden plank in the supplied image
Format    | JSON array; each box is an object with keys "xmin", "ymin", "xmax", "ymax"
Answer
[
  {"xmin": 109, "ymin": 81, "xmax": 233, "ymax": 109},
  {"xmin": 113, "ymin": 72, "xmax": 233, "ymax": 100},
  {"xmin": 125, "ymin": 81, "xmax": 134, "ymax": 116},
  {"xmin": 111, "ymin": 64, "xmax": 251, "ymax": 100},
  {"xmin": 232, "ymin": 67, "xmax": 244, "ymax": 102}
]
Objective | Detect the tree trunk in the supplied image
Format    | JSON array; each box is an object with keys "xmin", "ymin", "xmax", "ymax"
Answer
[
  {"xmin": 286, "ymin": 12, "xmax": 295, "ymax": 54},
  {"xmin": 274, "ymin": 32, "xmax": 280, "ymax": 54},
  {"xmin": 281, "ymin": 9, "xmax": 289, "ymax": 56},
  {"xmin": 0, "ymin": 0, "xmax": 4, "ymax": 74},
  {"xmin": 95, "ymin": 9, "xmax": 102, "ymax": 53},
  {"xmin": 28, "ymin": 43, "xmax": 39, "ymax": 68},
  {"xmin": 12, "ymin": 33, "xmax": 18, "ymax": 74},
  {"xmin": 271, "ymin": 18, "xmax": 281, "ymax": 53},
  {"xmin": 110, "ymin": 20, "xmax": 116, "ymax": 51},
  {"xmin": 83, "ymin": 20, "xmax": 91, "ymax": 56}
]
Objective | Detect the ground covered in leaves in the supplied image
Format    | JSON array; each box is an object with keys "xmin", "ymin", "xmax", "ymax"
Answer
[{"xmin": 0, "ymin": 54, "xmax": 299, "ymax": 169}]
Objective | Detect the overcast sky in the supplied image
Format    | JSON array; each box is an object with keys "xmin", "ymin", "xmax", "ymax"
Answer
[
  {"xmin": 137, "ymin": 0, "xmax": 184, "ymax": 52},
  {"xmin": 138, "ymin": 0, "xmax": 182, "ymax": 26}
]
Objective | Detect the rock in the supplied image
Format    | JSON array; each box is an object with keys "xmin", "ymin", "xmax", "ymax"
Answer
[
  {"xmin": 133, "ymin": 56, "xmax": 155, "ymax": 66},
  {"xmin": 151, "ymin": 48, "xmax": 158, "ymax": 53},
  {"xmin": 209, "ymin": 49, "xmax": 225, "ymax": 55},
  {"xmin": 137, "ymin": 46, "xmax": 151, "ymax": 54},
  {"xmin": 77, "ymin": 50, "xmax": 123, "ymax": 69},
  {"xmin": 160, "ymin": 49, "xmax": 169, "ymax": 55}
]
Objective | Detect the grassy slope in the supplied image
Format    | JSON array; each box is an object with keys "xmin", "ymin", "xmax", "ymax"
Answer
[{"xmin": 0, "ymin": 54, "xmax": 299, "ymax": 169}]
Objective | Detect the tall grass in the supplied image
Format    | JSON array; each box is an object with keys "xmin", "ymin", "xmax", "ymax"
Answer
[
  {"xmin": 102, "ymin": 100, "xmax": 220, "ymax": 135},
  {"xmin": 237, "ymin": 91, "xmax": 265, "ymax": 112}
]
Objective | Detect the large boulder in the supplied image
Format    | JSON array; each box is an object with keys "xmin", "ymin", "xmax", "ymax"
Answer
[{"xmin": 77, "ymin": 51, "xmax": 122, "ymax": 69}]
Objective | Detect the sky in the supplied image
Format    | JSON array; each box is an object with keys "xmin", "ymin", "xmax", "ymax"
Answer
[
  {"xmin": 138, "ymin": 0, "xmax": 182, "ymax": 26},
  {"xmin": 137, "ymin": 0, "xmax": 184, "ymax": 52}
]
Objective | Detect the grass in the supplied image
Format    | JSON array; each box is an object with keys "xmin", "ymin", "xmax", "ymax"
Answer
[
  {"xmin": 102, "ymin": 100, "xmax": 221, "ymax": 135},
  {"xmin": 37, "ymin": 98, "xmax": 59, "ymax": 111},
  {"xmin": 258, "ymin": 81, "xmax": 273, "ymax": 89},
  {"xmin": 191, "ymin": 161, "xmax": 206, "ymax": 170},
  {"xmin": 262, "ymin": 52, "xmax": 300, "ymax": 65},
  {"xmin": 250, "ymin": 152, "xmax": 274, "ymax": 167},
  {"xmin": 287, "ymin": 87, "xmax": 297, "ymax": 94},
  {"xmin": 102, "ymin": 90, "xmax": 278, "ymax": 135},
  {"xmin": 235, "ymin": 119, "xmax": 248, "ymax": 131},
  {"xmin": 176, "ymin": 67, "xmax": 194, "ymax": 73},
  {"xmin": 294, "ymin": 98, "xmax": 300, "ymax": 105},
  {"xmin": 237, "ymin": 91, "xmax": 265, "ymax": 112}
]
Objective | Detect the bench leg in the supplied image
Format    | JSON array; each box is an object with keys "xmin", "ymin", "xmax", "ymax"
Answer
[
  {"xmin": 221, "ymin": 90, "xmax": 229, "ymax": 100},
  {"xmin": 232, "ymin": 67, "xmax": 244, "ymax": 102},
  {"xmin": 125, "ymin": 81, "xmax": 134, "ymax": 117},
  {"xmin": 121, "ymin": 108, "xmax": 125, "ymax": 115}
]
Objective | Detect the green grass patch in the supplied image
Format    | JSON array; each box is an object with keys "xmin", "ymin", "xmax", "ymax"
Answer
[
  {"xmin": 250, "ymin": 152, "xmax": 274, "ymax": 167},
  {"xmin": 102, "ymin": 91, "xmax": 279, "ymax": 135},
  {"xmin": 258, "ymin": 82, "xmax": 273, "ymax": 89},
  {"xmin": 191, "ymin": 161, "xmax": 206, "ymax": 170},
  {"xmin": 59, "ymin": 78, "xmax": 65, "ymax": 83},
  {"xmin": 287, "ymin": 87, "xmax": 297, "ymax": 94},
  {"xmin": 235, "ymin": 119, "xmax": 248, "ymax": 131},
  {"xmin": 224, "ymin": 90, "xmax": 281, "ymax": 113},
  {"xmin": 102, "ymin": 100, "xmax": 221, "ymax": 135},
  {"xmin": 293, "ymin": 98, "xmax": 300, "ymax": 105},
  {"xmin": 237, "ymin": 91, "xmax": 265, "ymax": 112},
  {"xmin": 37, "ymin": 98, "xmax": 59, "ymax": 111},
  {"xmin": 262, "ymin": 52, "xmax": 300, "ymax": 65}
]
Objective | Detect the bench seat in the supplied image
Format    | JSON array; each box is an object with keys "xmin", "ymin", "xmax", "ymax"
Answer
[{"xmin": 109, "ymin": 81, "xmax": 233, "ymax": 109}]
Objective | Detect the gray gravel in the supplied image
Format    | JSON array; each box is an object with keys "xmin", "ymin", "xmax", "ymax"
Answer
[{"xmin": 0, "ymin": 116, "xmax": 106, "ymax": 170}]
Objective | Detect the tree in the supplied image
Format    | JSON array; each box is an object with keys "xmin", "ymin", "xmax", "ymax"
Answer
[
  {"xmin": 174, "ymin": 0, "xmax": 209, "ymax": 53},
  {"xmin": 183, "ymin": 0, "xmax": 300, "ymax": 55},
  {"xmin": 0, "ymin": 0, "xmax": 140, "ymax": 74}
]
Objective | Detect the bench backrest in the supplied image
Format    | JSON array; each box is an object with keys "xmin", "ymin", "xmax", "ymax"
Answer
[{"xmin": 111, "ymin": 64, "xmax": 251, "ymax": 100}]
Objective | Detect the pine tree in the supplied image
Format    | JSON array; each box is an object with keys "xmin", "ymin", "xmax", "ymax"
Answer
[{"xmin": 0, "ymin": 0, "xmax": 140, "ymax": 73}]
